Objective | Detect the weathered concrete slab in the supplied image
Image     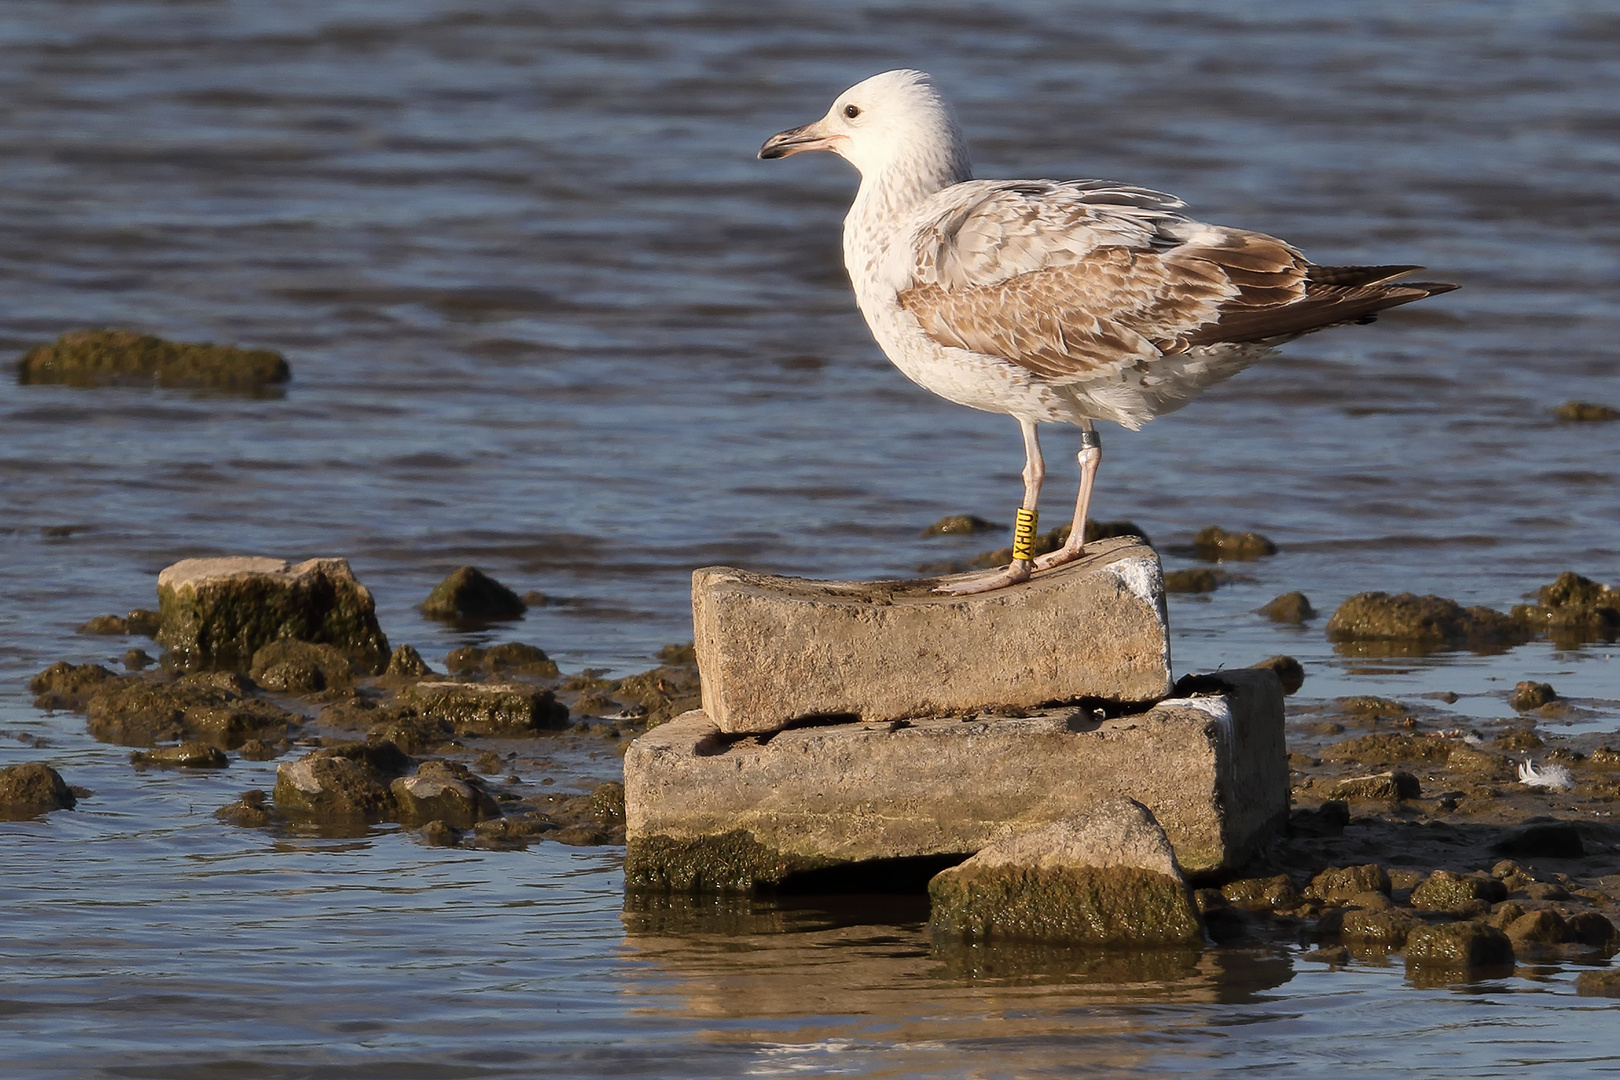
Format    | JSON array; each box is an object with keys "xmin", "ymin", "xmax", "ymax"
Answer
[
  {"xmin": 624, "ymin": 668, "xmax": 1287, "ymax": 891},
  {"xmin": 692, "ymin": 536, "xmax": 1171, "ymax": 733},
  {"xmin": 927, "ymin": 800, "xmax": 1202, "ymax": 945}
]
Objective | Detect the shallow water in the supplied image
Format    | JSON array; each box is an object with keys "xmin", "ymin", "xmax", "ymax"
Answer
[{"xmin": 2, "ymin": 0, "xmax": 1619, "ymax": 1075}]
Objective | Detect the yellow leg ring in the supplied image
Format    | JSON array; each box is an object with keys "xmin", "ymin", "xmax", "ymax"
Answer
[{"xmin": 1012, "ymin": 507, "xmax": 1039, "ymax": 562}]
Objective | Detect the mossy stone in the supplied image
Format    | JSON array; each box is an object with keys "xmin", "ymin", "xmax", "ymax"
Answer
[
  {"xmin": 249, "ymin": 638, "xmax": 356, "ymax": 695},
  {"xmin": 420, "ymin": 566, "xmax": 526, "ymax": 621},
  {"xmin": 130, "ymin": 741, "xmax": 229, "ymax": 768},
  {"xmin": 921, "ymin": 513, "xmax": 1002, "ymax": 536},
  {"xmin": 1307, "ymin": 864, "xmax": 1391, "ymax": 902},
  {"xmin": 1340, "ymin": 908, "xmax": 1420, "ymax": 946},
  {"xmin": 401, "ymin": 681, "xmax": 568, "ymax": 736},
  {"xmin": 1330, "ymin": 770, "xmax": 1420, "ymax": 801},
  {"xmin": 624, "ymin": 831, "xmax": 826, "ymax": 892},
  {"xmin": 1164, "ymin": 568, "xmax": 1221, "ymax": 593},
  {"xmin": 16, "ymin": 329, "xmax": 290, "ymax": 390},
  {"xmin": 0, "ymin": 762, "xmax": 77, "ymax": 819},
  {"xmin": 1510, "ymin": 681, "xmax": 1558, "ymax": 711},
  {"xmin": 1404, "ymin": 922, "xmax": 1513, "ymax": 966},
  {"xmin": 929, "ymin": 864, "xmax": 1201, "ymax": 946},
  {"xmin": 1258, "ymin": 591, "xmax": 1315, "ymax": 623},
  {"xmin": 1248, "ymin": 655, "xmax": 1305, "ymax": 694},
  {"xmin": 444, "ymin": 641, "xmax": 557, "ymax": 678},
  {"xmin": 157, "ymin": 557, "xmax": 389, "ymax": 673},
  {"xmin": 86, "ymin": 679, "xmax": 296, "ymax": 749},
  {"xmin": 385, "ymin": 644, "xmax": 433, "ymax": 679},
  {"xmin": 1321, "ymin": 734, "xmax": 1448, "ymax": 766},
  {"xmin": 1554, "ymin": 401, "xmax": 1619, "ymax": 422},
  {"xmin": 1192, "ymin": 525, "xmax": 1277, "ymax": 561},
  {"xmin": 1327, "ymin": 591, "xmax": 1531, "ymax": 651},
  {"xmin": 29, "ymin": 661, "xmax": 121, "ymax": 711},
  {"xmin": 588, "ymin": 781, "xmax": 625, "ymax": 825},
  {"xmin": 273, "ymin": 753, "xmax": 394, "ymax": 822},
  {"xmin": 1221, "ymin": 874, "xmax": 1300, "ymax": 912},
  {"xmin": 1410, "ymin": 870, "xmax": 1506, "ymax": 911},
  {"xmin": 390, "ymin": 762, "xmax": 500, "ymax": 829}
]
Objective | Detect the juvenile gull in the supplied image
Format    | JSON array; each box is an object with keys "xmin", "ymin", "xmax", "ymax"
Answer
[{"xmin": 760, "ymin": 69, "xmax": 1456, "ymax": 594}]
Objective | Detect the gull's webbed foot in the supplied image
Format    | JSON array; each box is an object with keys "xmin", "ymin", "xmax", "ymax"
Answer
[
  {"xmin": 933, "ymin": 559, "xmax": 1032, "ymax": 595},
  {"xmin": 1032, "ymin": 543, "xmax": 1084, "ymax": 572}
]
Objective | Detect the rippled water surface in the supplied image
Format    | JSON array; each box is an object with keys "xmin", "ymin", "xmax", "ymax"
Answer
[{"xmin": 3, "ymin": 1, "xmax": 1619, "ymax": 1076}]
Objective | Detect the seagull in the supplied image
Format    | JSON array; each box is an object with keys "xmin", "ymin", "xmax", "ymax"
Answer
[{"xmin": 759, "ymin": 69, "xmax": 1456, "ymax": 594}]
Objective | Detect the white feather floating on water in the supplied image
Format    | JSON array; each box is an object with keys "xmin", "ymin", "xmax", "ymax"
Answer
[{"xmin": 1518, "ymin": 758, "xmax": 1573, "ymax": 791}]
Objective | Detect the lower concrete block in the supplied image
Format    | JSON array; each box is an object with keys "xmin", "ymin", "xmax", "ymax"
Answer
[{"xmin": 624, "ymin": 668, "xmax": 1287, "ymax": 891}]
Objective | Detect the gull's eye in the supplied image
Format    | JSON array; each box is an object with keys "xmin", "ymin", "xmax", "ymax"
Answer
[{"xmin": 843, "ymin": 104, "xmax": 860, "ymax": 119}]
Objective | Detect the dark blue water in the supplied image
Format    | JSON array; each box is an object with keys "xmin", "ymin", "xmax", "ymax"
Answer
[{"xmin": 2, "ymin": 1, "xmax": 1619, "ymax": 1076}]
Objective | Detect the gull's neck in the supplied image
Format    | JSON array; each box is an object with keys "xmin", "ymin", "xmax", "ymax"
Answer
[{"xmin": 844, "ymin": 138, "xmax": 973, "ymax": 300}]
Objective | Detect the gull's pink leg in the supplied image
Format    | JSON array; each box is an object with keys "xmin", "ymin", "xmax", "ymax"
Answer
[
  {"xmin": 936, "ymin": 418, "xmax": 1043, "ymax": 595},
  {"xmin": 1033, "ymin": 423, "xmax": 1101, "ymax": 572}
]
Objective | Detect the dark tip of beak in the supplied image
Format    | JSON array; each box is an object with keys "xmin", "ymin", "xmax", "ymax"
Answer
[{"xmin": 758, "ymin": 123, "xmax": 822, "ymax": 161}]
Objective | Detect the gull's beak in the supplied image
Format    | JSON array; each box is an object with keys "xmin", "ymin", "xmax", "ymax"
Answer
[{"xmin": 758, "ymin": 120, "xmax": 840, "ymax": 160}]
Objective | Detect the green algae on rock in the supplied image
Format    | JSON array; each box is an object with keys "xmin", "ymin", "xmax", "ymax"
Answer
[
  {"xmin": 1220, "ymin": 875, "xmax": 1300, "ymax": 912},
  {"xmin": 420, "ymin": 566, "xmax": 526, "ymax": 622},
  {"xmin": 29, "ymin": 661, "xmax": 121, "ymax": 711},
  {"xmin": 390, "ymin": 761, "xmax": 501, "ymax": 829},
  {"xmin": 920, "ymin": 513, "xmax": 1001, "ymax": 536},
  {"xmin": 1191, "ymin": 526, "xmax": 1276, "ymax": 561},
  {"xmin": 1163, "ymin": 568, "xmax": 1222, "ymax": 593},
  {"xmin": 1404, "ymin": 922, "xmax": 1514, "ymax": 966},
  {"xmin": 249, "ymin": 638, "xmax": 357, "ymax": 695},
  {"xmin": 401, "ymin": 680, "xmax": 568, "ymax": 736},
  {"xmin": 624, "ymin": 830, "xmax": 824, "ymax": 892},
  {"xmin": 927, "ymin": 802, "xmax": 1201, "ymax": 946},
  {"xmin": 17, "ymin": 330, "xmax": 290, "ymax": 390},
  {"xmin": 1511, "ymin": 571, "xmax": 1620, "ymax": 643},
  {"xmin": 1554, "ymin": 401, "xmax": 1620, "ymax": 422},
  {"xmin": 273, "ymin": 752, "xmax": 395, "ymax": 823},
  {"xmin": 130, "ymin": 741, "xmax": 229, "ymax": 768},
  {"xmin": 1410, "ymin": 870, "xmax": 1506, "ymax": 911},
  {"xmin": 1510, "ymin": 680, "xmax": 1558, "ymax": 711},
  {"xmin": 1306, "ymin": 864, "xmax": 1391, "ymax": 902},
  {"xmin": 0, "ymin": 761, "xmax": 76, "ymax": 819},
  {"xmin": 384, "ymin": 644, "xmax": 434, "ymax": 680},
  {"xmin": 1258, "ymin": 591, "xmax": 1315, "ymax": 623},
  {"xmin": 157, "ymin": 556, "xmax": 389, "ymax": 673},
  {"xmin": 1326, "ymin": 591, "xmax": 1532, "ymax": 653},
  {"xmin": 444, "ymin": 642, "xmax": 558, "ymax": 679},
  {"xmin": 86, "ymin": 678, "xmax": 299, "ymax": 748}
]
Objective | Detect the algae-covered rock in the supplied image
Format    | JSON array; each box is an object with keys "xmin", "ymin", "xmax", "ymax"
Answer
[
  {"xmin": 1249, "ymin": 655, "xmax": 1304, "ymax": 694},
  {"xmin": 29, "ymin": 661, "xmax": 121, "ymax": 711},
  {"xmin": 926, "ymin": 800, "xmax": 1202, "ymax": 946},
  {"xmin": 1505, "ymin": 909, "xmax": 1569, "ymax": 944},
  {"xmin": 444, "ymin": 642, "xmax": 558, "ymax": 678},
  {"xmin": 1510, "ymin": 681, "xmax": 1558, "ymax": 711},
  {"xmin": 420, "ymin": 566, "xmax": 526, "ymax": 622},
  {"xmin": 1447, "ymin": 743, "xmax": 1514, "ymax": 779},
  {"xmin": 1221, "ymin": 875, "xmax": 1300, "ymax": 912},
  {"xmin": 85, "ymin": 678, "xmax": 297, "ymax": 748},
  {"xmin": 214, "ymin": 789, "xmax": 282, "ymax": 828},
  {"xmin": 1554, "ymin": 401, "xmax": 1619, "ymax": 422},
  {"xmin": 1410, "ymin": 870, "xmax": 1506, "ymax": 911},
  {"xmin": 1511, "ymin": 571, "xmax": 1620, "ymax": 642},
  {"xmin": 1163, "ymin": 568, "xmax": 1222, "ymax": 594},
  {"xmin": 401, "ymin": 681, "xmax": 568, "ymax": 736},
  {"xmin": 130, "ymin": 741, "xmax": 229, "ymax": 768},
  {"xmin": 1340, "ymin": 908, "xmax": 1420, "ymax": 946},
  {"xmin": 0, "ymin": 762, "xmax": 77, "ymax": 819},
  {"xmin": 273, "ymin": 752, "xmax": 394, "ymax": 822},
  {"xmin": 1576, "ymin": 968, "xmax": 1620, "ymax": 997},
  {"xmin": 1258, "ymin": 591, "xmax": 1315, "ymax": 623},
  {"xmin": 612, "ymin": 663, "xmax": 701, "ymax": 727},
  {"xmin": 1330, "ymin": 771, "xmax": 1420, "ymax": 802},
  {"xmin": 249, "ymin": 638, "xmax": 356, "ymax": 695},
  {"xmin": 1326, "ymin": 592, "xmax": 1532, "ymax": 653},
  {"xmin": 1404, "ymin": 923, "xmax": 1513, "ymax": 966},
  {"xmin": 1306, "ymin": 864, "xmax": 1391, "ymax": 902},
  {"xmin": 921, "ymin": 513, "xmax": 1001, "ymax": 536},
  {"xmin": 390, "ymin": 761, "xmax": 500, "ymax": 828},
  {"xmin": 157, "ymin": 557, "xmax": 389, "ymax": 673},
  {"xmin": 1321, "ymin": 734, "xmax": 1448, "ymax": 766},
  {"xmin": 1192, "ymin": 526, "xmax": 1276, "ymax": 561},
  {"xmin": 17, "ymin": 329, "xmax": 290, "ymax": 390},
  {"xmin": 1566, "ymin": 911, "xmax": 1619, "ymax": 949},
  {"xmin": 384, "ymin": 644, "xmax": 434, "ymax": 679},
  {"xmin": 588, "ymin": 781, "xmax": 625, "ymax": 825},
  {"xmin": 624, "ymin": 830, "xmax": 819, "ymax": 892}
]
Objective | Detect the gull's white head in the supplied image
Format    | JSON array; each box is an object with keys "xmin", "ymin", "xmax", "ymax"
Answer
[{"xmin": 759, "ymin": 69, "xmax": 971, "ymax": 186}]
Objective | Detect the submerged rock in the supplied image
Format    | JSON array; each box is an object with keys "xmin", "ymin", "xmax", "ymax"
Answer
[
  {"xmin": 1554, "ymin": 401, "xmax": 1619, "ymax": 422},
  {"xmin": 0, "ymin": 762, "xmax": 77, "ymax": 818},
  {"xmin": 390, "ymin": 761, "xmax": 500, "ymax": 829},
  {"xmin": 249, "ymin": 639, "xmax": 356, "ymax": 695},
  {"xmin": 1511, "ymin": 571, "xmax": 1620, "ymax": 642},
  {"xmin": 927, "ymin": 800, "xmax": 1202, "ymax": 946},
  {"xmin": 444, "ymin": 642, "xmax": 558, "ymax": 679},
  {"xmin": 921, "ymin": 513, "xmax": 1001, "ymax": 536},
  {"xmin": 1326, "ymin": 592, "xmax": 1531, "ymax": 652},
  {"xmin": 16, "ymin": 329, "xmax": 290, "ymax": 390},
  {"xmin": 1576, "ymin": 969, "xmax": 1620, "ymax": 998},
  {"xmin": 1191, "ymin": 526, "xmax": 1276, "ymax": 561},
  {"xmin": 214, "ymin": 789, "xmax": 281, "ymax": 828},
  {"xmin": 420, "ymin": 566, "xmax": 526, "ymax": 622},
  {"xmin": 29, "ymin": 661, "xmax": 121, "ymax": 711},
  {"xmin": 401, "ymin": 681, "xmax": 568, "ymax": 736},
  {"xmin": 1258, "ymin": 591, "xmax": 1315, "ymax": 623},
  {"xmin": 86, "ymin": 678, "xmax": 297, "ymax": 748},
  {"xmin": 130, "ymin": 741, "xmax": 229, "ymax": 768},
  {"xmin": 157, "ymin": 557, "xmax": 389, "ymax": 673}
]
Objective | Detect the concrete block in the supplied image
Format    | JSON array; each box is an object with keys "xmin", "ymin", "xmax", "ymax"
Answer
[
  {"xmin": 624, "ymin": 668, "xmax": 1287, "ymax": 891},
  {"xmin": 692, "ymin": 536, "xmax": 1171, "ymax": 733}
]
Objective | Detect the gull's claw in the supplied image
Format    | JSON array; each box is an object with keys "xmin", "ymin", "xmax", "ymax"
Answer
[{"xmin": 933, "ymin": 560, "xmax": 1032, "ymax": 595}]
